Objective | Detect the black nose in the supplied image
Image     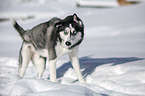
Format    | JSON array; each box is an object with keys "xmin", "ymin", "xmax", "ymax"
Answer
[{"xmin": 65, "ymin": 41, "xmax": 71, "ymax": 46}]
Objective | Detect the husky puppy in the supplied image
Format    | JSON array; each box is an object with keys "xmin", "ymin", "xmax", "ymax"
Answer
[{"xmin": 10, "ymin": 14, "xmax": 85, "ymax": 83}]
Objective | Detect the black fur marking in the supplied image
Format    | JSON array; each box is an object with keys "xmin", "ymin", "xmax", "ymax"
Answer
[
  {"xmin": 40, "ymin": 56, "xmax": 47, "ymax": 66},
  {"xmin": 69, "ymin": 39, "xmax": 83, "ymax": 49},
  {"xmin": 57, "ymin": 34, "xmax": 62, "ymax": 43},
  {"xmin": 57, "ymin": 14, "xmax": 84, "ymax": 37},
  {"xmin": 19, "ymin": 42, "xmax": 24, "ymax": 67},
  {"xmin": 13, "ymin": 21, "xmax": 25, "ymax": 40},
  {"xmin": 56, "ymin": 14, "xmax": 84, "ymax": 49}
]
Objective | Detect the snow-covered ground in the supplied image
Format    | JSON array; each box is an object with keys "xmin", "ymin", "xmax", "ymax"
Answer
[{"xmin": 0, "ymin": 0, "xmax": 145, "ymax": 96}]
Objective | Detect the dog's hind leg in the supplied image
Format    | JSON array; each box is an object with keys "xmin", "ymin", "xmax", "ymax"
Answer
[
  {"xmin": 19, "ymin": 43, "xmax": 32, "ymax": 77},
  {"xmin": 31, "ymin": 54, "xmax": 46, "ymax": 77}
]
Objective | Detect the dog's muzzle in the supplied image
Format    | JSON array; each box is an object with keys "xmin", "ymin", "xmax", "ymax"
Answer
[{"xmin": 65, "ymin": 41, "xmax": 71, "ymax": 46}]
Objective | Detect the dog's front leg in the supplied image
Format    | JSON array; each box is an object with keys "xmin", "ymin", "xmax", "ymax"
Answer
[
  {"xmin": 49, "ymin": 59, "xmax": 57, "ymax": 82},
  {"xmin": 69, "ymin": 49, "xmax": 85, "ymax": 83}
]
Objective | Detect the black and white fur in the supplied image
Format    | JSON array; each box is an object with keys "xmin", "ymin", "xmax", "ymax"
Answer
[{"xmin": 11, "ymin": 14, "xmax": 85, "ymax": 83}]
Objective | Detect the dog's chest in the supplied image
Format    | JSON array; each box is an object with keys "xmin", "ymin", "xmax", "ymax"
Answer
[
  {"xmin": 55, "ymin": 43, "xmax": 72, "ymax": 57},
  {"xmin": 37, "ymin": 49, "xmax": 49, "ymax": 57}
]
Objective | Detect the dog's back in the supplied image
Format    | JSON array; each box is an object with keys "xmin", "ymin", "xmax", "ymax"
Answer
[{"xmin": 11, "ymin": 18, "xmax": 61, "ymax": 49}]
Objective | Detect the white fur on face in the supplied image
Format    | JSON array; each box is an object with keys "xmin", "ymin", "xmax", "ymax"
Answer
[{"xmin": 59, "ymin": 24, "xmax": 82, "ymax": 48}]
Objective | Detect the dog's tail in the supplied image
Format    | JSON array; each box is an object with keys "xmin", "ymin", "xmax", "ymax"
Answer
[{"xmin": 10, "ymin": 17, "xmax": 25, "ymax": 40}]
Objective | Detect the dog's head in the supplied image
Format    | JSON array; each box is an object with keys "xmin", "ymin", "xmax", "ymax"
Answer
[{"xmin": 55, "ymin": 13, "xmax": 84, "ymax": 49}]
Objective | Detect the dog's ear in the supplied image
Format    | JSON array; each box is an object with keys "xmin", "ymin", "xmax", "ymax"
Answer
[
  {"xmin": 73, "ymin": 13, "xmax": 83, "ymax": 26},
  {"xmin": 54, "ymin": 21, "xmax": 62, "ymax": 28}
]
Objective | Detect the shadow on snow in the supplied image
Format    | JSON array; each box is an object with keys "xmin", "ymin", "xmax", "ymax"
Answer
[{"xmin": 57, "ymin": 56, "xmax": 144, "ymax": 79}]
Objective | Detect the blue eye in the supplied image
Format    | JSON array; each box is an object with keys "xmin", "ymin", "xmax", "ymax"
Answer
[
  {"xmin": 64, "ymin": 30, "xmax": 68, "ymax": 35},
  {"xmin": 72, "ymin": 31, "xmax": 77, "ymax": 35}
]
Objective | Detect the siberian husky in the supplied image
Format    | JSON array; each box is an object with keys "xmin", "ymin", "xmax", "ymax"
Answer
[{"xmin": 10, "ymin": 14, "xmax": 85, "ymax": 83}]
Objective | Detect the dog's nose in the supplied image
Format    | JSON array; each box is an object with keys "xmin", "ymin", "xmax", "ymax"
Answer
[{"xmin": 65, "ymin": 41, "xmax": 71, "ymax": 46}]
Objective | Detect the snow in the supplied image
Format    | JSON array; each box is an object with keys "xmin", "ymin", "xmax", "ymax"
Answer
[{"xmin": 0, "ymin": 0, "xmax": 145, "ymax": 96}]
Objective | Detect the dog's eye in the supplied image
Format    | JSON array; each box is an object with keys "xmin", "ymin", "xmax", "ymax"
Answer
[
  {"xmin": 72, "ymin": 31, "xmax": 77, "ymax": 35},
  {"xmin": 64, "ymin": 30, "xmax": 68, "ymax": 35}
]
